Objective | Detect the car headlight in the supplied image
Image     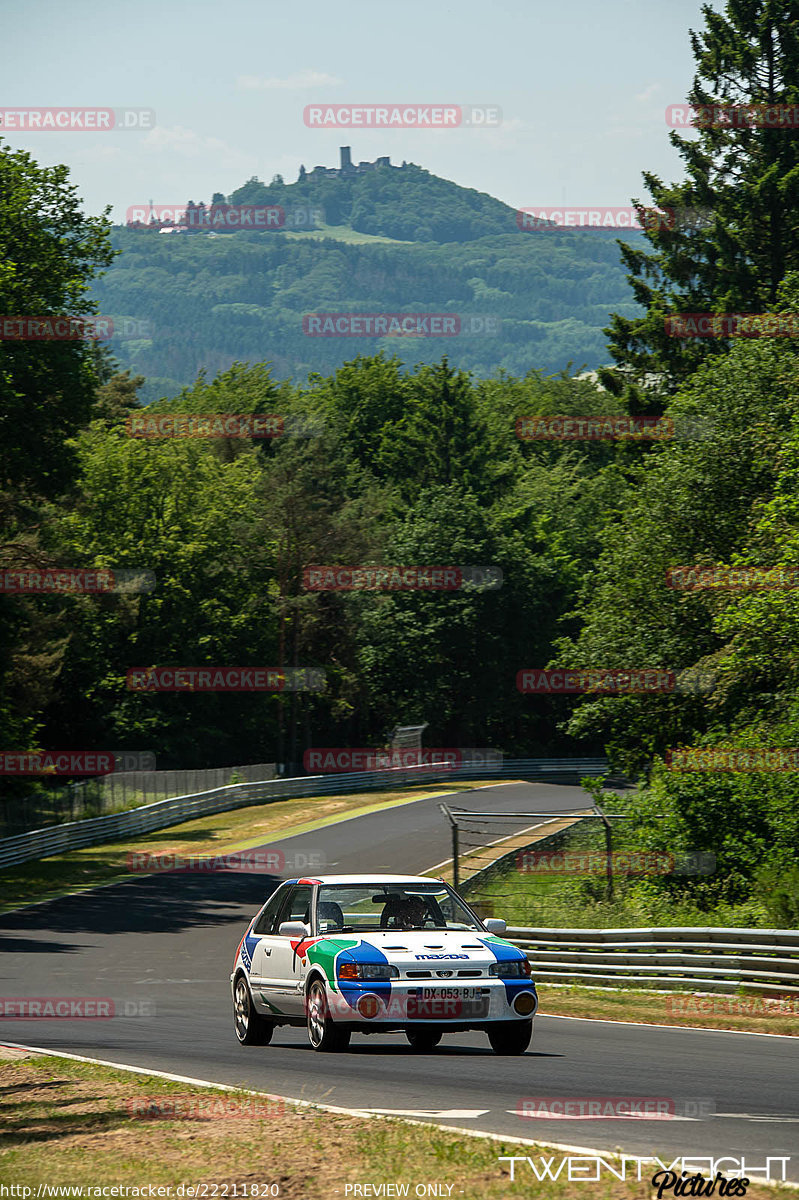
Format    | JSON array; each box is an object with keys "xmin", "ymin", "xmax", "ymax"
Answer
[
  {"xmin": 489, "ymin": 959, "xmax": 532, "ymax": 978},
  {"xmin": 339, "ymin": 962, "xmax": 399, "ymax": 981}
]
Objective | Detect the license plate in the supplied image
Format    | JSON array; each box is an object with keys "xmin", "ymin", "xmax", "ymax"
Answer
[
  {"xmin": 420, "ymin": 986, "xmax": 481, "ymax": 1000},
  {"xmin": 407, "ymin": 988, "xmax": 488, "ymax": 1019}
]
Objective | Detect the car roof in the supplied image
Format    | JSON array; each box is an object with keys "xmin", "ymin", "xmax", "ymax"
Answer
[{"xmin": 285, "ymin": 874, "xmax": 444, "ymax": 885}]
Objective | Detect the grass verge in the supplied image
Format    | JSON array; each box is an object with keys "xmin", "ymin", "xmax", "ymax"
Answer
[
  {"xmin": 0, "ymin": 1051, "xmax": 785, "ymax": 1199},
  {"xmin": 537, "ymin": 983, "xmax": 799, "ymax": 1036},
  {"xmin": 0, "ymin": 780, "xmax": 488, "ymax": 915}
]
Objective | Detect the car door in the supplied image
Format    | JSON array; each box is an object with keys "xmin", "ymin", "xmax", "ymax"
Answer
[
  {"xmin": 248, "ymin": 885, "xmax": 292, "ymax": 1013},
  {"xmin": 252, "ymin": 884, "xmax": 314, "ymax": 1017}
]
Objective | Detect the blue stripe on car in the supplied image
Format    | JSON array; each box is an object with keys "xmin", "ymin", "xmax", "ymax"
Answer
[
  {"xmin": 336, "ymin": 941, "xmax": 393, "ymax": 1010},
  {"xmin": 478, "ymin": 936, "xmax": 535, "ymax": 1004}
]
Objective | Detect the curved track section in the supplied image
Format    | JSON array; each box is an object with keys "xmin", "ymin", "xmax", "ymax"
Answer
[{"xmin": 2, "ymin": 782, "xmax": 797, "ymax": 1182}]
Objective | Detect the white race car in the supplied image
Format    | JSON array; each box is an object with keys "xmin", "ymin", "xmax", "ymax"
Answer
[{"xmin": 231, "ymin": 873, "xmax": 537, "ymax": 1053}]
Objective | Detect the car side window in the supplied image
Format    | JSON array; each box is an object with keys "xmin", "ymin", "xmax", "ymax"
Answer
[
  {"xmin": 280, "ymin": 885, "xmax": 313, "ymax": 930},
  {"xmin": 253, "ymin": 886, "xmax": 289, "ymax": 935}
]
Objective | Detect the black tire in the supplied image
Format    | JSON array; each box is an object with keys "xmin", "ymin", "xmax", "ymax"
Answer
[
  {"xmin": 233, "ymin": 975, "xmax": 274, "ymax": 1046},
  {"xmin": 488, "ymin": 1019, "xmax": 533, "ymax": 1056},
  {"xmin": 406, "ymin": 1027, "xmax": 443, "ymax": 1051},
  {"xmin": 306, "ymin": 979, "xmax": 351, "ymax": 1052}
]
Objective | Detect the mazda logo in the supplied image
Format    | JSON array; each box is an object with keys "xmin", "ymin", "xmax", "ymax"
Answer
[{"xmin": 437, "ymin": 970, "xmax": 453, "ymax": 977}]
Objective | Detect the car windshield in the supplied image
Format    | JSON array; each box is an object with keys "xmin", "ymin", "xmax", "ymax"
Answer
[{"xmin": 315, "ymin": 883, "xmax": 483, "ymax": 933}]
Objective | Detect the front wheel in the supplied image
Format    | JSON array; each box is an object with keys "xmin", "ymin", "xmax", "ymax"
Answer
[
  {"xmin": 488, "ymin": 1019, "xmax": 533, "ymax": 1056},
  {"xmin": 406, "ymin": 1027, "xmax": 442, "ymax": 1051},
  {"xmin": 233, "ymin": 975, "xmax": 274, "ymax": 1045},
  {"xmin": 307, "ymin": 979, "xmax": 351, "ymax": 1052}
]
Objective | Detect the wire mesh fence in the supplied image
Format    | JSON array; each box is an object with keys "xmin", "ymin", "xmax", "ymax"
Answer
[
  {"xmin": 0, "ymin": 763, "xmax": 277, "ymax": 837},
  {"xmin": 439, "ymin": 801, "xmax": 633, "ymax": 925}
]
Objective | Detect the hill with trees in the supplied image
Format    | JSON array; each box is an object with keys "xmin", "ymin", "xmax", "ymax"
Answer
[{"xmin": 3, "ymin": 0, "xmax": 799, "ymax": 926}]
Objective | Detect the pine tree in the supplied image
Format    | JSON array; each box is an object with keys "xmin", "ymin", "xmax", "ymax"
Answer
[{"xmin": 605, "ymin": 0, "xmax": 799, "ymax": 395}]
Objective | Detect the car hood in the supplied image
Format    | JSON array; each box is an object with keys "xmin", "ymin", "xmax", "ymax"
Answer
[{"xmin": 334, "ymin": 930, "xmax": 520, "ymax": 966}]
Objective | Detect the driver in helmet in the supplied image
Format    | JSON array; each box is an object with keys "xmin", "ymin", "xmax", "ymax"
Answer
[{"xmin": 398, "ymin": 894, "xmax": 428, "ymax": 929}]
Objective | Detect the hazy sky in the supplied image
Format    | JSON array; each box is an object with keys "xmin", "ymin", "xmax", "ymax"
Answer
[{"xmin": 2, "ymin": 0, "xmax": 723, "ymax": 221}]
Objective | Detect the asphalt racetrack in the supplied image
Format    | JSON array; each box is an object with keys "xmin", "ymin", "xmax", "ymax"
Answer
[{"xmin": 2, "ymin": 781, "xmax": 797, "ymax": 1182}]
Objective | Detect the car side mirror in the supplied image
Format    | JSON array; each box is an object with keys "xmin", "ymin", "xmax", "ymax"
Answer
[
  {"xmin": 484, "ymin": 917, "xmax": 507, "ymax": 934},
  {"xmin": 278, "ymin": 920, "xmax": 310, "ymax": 938}
]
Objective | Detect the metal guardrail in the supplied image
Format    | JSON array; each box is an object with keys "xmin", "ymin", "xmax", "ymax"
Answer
[
  {"xmin": 506, "ymin": 926, "xmax": 799, "ymax": 995},
  {"xmin": 0, "ymin": 757, "xmax": 610, "ymax": 870}
]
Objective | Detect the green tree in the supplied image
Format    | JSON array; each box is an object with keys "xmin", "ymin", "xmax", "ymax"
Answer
[{"xmin": 605, "ymin": 0, "xmax": 799, "ymax": 391}]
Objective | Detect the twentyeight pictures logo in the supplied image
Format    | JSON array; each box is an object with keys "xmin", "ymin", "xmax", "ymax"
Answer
[
  {"xmin": 0, "ymin": 107, "xmax": 155, "ymax": 131},
  {"xmin": 303, "ymin": 104, "xmax": 501, "ymax": 128}
]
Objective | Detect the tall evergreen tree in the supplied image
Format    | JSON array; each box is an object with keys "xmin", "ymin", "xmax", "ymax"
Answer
[{"xmin": 604, "ymin": 0, "xmax": 799, "ymax": 395}]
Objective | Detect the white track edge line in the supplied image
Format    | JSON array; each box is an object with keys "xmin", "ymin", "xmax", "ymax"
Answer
[
  {"xmin": 540, "ymin": 1012, "xmax": 799, "ymax": 1039},
  {"xmin": 13, "ymin": 1038, "xmax": 796, "ymax": 1184}
]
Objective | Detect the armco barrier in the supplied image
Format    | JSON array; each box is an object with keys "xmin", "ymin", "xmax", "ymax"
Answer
[
  {"xmin": 0, "ymin": 758, "xmax": 610, "ymax": 870},
  {"xmin": 506, "ymin": 926, "xmax": 799, "ymax": 995}
]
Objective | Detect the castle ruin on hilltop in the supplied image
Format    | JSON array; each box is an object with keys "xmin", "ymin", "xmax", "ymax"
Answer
[{"xmin": 299, "ymin": 146, "xmax": 400, "ymax": 182}]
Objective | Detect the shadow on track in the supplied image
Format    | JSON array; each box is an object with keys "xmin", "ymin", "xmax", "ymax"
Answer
[{"xmin": 0, "ymin": 872, "xmax": 283, "ymax": 937}]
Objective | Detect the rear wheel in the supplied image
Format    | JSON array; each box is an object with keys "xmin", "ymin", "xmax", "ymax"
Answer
[
  {"xmin": 488, "ymin": 1019, "xmax": 532, "ymax": 1055},
  {"xmin": 233, "ymin": 976, "xmax": 274, "ymax": 1046},
  {"xmin": 307, "ymin": 979, "xmax": 351, "ymax": 1052},
  {"xmin": 406, "ymin": 1027, "xmax": 442, "ymax": 1051}
]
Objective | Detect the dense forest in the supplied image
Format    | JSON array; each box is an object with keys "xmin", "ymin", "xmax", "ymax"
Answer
[
  {"xmin": 3, "ymin": 0, "xmax": 799, "ymax": 921},
  {"xmin": 94, "ymin": 225, "xmax": 641, "ymax": 405}
]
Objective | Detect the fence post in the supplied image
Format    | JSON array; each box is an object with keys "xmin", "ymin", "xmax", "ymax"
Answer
[
  {"xmin": 438, "ymin": 803, "xmax": 460, "ymax": 891},
  {"xmin": 594, "ymin": 804, "xmax": 614, "ymax": 901}
]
